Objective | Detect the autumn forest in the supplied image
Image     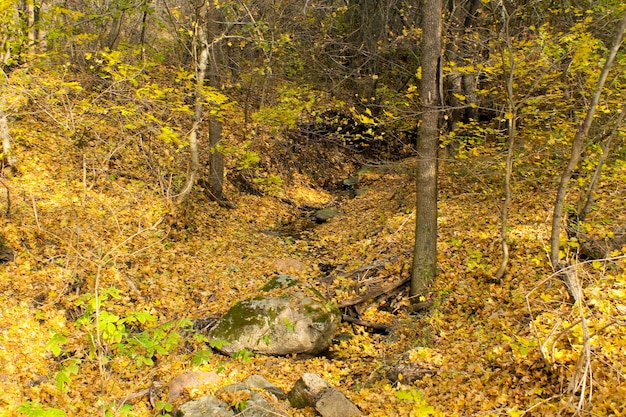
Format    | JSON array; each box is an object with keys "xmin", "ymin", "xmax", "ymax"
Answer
[{"xmin": 0, "ymin": 0, "xmax": 625, "ymax": 416}]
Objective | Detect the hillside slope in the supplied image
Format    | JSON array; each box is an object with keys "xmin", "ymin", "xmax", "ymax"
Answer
[{"xmin": 0, "ymin": 113, "xmax": 625, "ymax": 417}]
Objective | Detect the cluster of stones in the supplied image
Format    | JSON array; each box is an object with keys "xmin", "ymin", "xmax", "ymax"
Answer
[{"xmin": 176, "ymin": 373, "xmax": 362, "ymax": 417}]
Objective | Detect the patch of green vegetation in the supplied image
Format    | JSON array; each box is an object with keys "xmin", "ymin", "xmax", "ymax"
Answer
[
  {"xmin": 260, "ymin": 274, "xmax": 301, "ymax": 291},
  {"xmin": 209, "ymin": 298, "xmax": 285, "ymax": 344}
]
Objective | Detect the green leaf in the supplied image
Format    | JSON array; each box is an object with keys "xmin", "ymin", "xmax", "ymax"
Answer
[
  {"xmin": 55, "ymin": 360, "xmax": 80, "ymax": 393},
  {"xmin": 17, "ymin": 401, "xmax": 66, "ymax": 417},
  {"xmin": 283, "ymin": 318, "xmax": 295, "ymax": 332},
  {"xmin": 191, "ymin": 349, "xmax": 212, "ymax": 366},
  {"xmin": 156, "ymin": 401, "xmax": 173, "ymax": 412},
  {"xmin": 209, "ymin": 338, "xmax": 229, "ymax": 349},
  {"xmin": 46, "ymin": 333, "xmax": 67, "ymax": 356}
]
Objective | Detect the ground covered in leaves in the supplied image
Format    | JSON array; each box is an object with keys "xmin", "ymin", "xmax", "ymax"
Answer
[{"xmin": 0, "ymin": 109, "xmax": 625, "ymax": 417}]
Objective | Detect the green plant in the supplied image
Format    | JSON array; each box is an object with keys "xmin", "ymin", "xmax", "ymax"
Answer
[
  {"xmin": 283, "ymin": 318, "xmax": 295, "ymax": 332},
  {"xmin": 46, "ymin": 331, "xmax": 67, "ymax": 356},
  {"xmin": 191, "ymin": 349, "xmax": 212, "ymax": 366},
  {"xmin": 253, "ymin": 174, "xmax": 283, "ymax": 196},
  {"xmin": 209, "ymin": 338, "xmax": 229, "ymax": 350},
  {"xmin": 232, "ymin": 348, "xmax": 254, "ymax": 362},
  {"xmin": 155, "ymin": 401, "xmax": 173, "ymax": 417},
  {"xmin": 75, "ymin": 288, "xmax": 191, "ymax": 367},
  {"xmin": 232, "ymin": 400, "xmax": 248, "ymax": 413},
  {"xmin": 17, "ymin": 401, "xmax": 66, "ymax": 417},
  {"xmin": 104, "ymin": 403, "xmax": 132, "ymax": 417},
  {"xmin": 55, "ymin": 359, "xmax": 80, "ymax": 393}
]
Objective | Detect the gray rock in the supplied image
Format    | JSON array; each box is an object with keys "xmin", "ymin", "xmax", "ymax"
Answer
[
  {"xmin": 287, "ymin": 373, "xmax": 362, "ymax": 417},
  {"xmin": 354, "ymin": 187, "xmax": 368, "ymax": 197},
  {"xmin": 316, "ymin": 388, "xmax": 363, "ymax": 417},
  {"xmin": 176, "ymin": 396, "xmax": 234, "ymax": 417},
  {"xmin": 244, "ymin": 375, "xmax": 286, "ymax": 399},
  {"xmin": 342, "ymin": 177, "xmax": 359, "ymax": 187},
  {"xmin": 314, "ymin": 206, "xmax": 344, "ymax": 222},
  {"xmin": 287, "ymin": 373, "xmax": 330, "ymax": 408},
  {"xmin": 236, "ymin": 392, "xmax": 278, "ymax": 417},
  {"xmin": 208, "ymin": 276, "xmax": 341, "ymax": 356},
  {"xmin": 215, "ymin": 385, "xmax": 278, "ymax": 417}
]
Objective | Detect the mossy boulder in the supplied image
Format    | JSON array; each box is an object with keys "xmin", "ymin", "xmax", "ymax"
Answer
[{"xmin": 208, "ymin": 275, "xmax": 341, "ymax": 356}]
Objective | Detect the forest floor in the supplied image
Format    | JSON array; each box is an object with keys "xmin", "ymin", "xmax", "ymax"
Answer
[{"xmin": 0, "ymin": 115, "xmax": 625, "ymax": 417}]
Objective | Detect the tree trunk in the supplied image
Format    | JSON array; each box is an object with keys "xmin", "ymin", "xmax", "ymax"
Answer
[
  {"xmin": 204, "ymin": 5, "xmax": 229, "ymax": 205},
  {"xmin": 0, "ymin": 104, "xmax": 15, "ymax": 166},
  {"xmin": 207, "ymin": 113, "xmax": 224, "ymax": 201},
  {"xmin": 444, "ymin": 0, "xmax": 482, "ymax": 132},
  {"xmin": 176, "ymin": 0, "xmax": 208, "ymax": 205},
  {"xmin": 104, "ymin": 12, "xmax": 125, "ymax": 50},
  {"xmin": 22, "ymin": 0, "xmax": 36, "ymax": 47},
  {"xmin": 549, "ymin": 13, "xmax": 626, "ymax": 300},
  {"xmin": 139, "ymin": 1, "xmax": 149, "ymax": 59},
  {"xmin": 411, "ymin": 0, "xmax": 442, "ymax": 297},
  {"xmin": 494, "ymin": 3, "xmax": 516, "ymax": 281},
  {"xmin": 577, "ymin": 106, "xmax": 626, "ymax": 223}
]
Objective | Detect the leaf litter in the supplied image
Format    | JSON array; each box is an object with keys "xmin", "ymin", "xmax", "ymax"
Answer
[{"xmin": 0, "ymin": 109, "xmax": 625, "ymax": 417}]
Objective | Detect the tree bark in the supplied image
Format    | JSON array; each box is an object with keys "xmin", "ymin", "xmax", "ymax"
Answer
[
  {"xmin": 0, "ymin": 100, "xmax": 15, "ymax": 167},
  {"xmin": 176, "ymin": 0, "xmax": 208, "ymax": 205},
  {"xmin": 494, "ymin": 3, "xmax": 516, "ymax": 281},
  {"xmin": 22, "ymin": 0, "xmax": 36, "ymax": 47},
  {"xmin": 204, "ymin": 6, "xmax": 229, "ymax": 205},
  {"xmin": 444, "ymin": 0, "xmax": 482, "ymax": 132},
  {"xmin": 577, "ymin": 106, "xmax": 626, "ymax": 223},
  {"xmin": 549, "ymin": 13, "xmax": 626, "ymax": 300},
  {"xmin": 104, "ymin": 13, "xmax": 125, "ymax": 50},
  {"xmin": 411, "ymin": 0, "xmax": 442, "ymax": 297}
]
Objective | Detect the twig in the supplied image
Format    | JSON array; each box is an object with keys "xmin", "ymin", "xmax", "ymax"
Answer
[
  {"xmin": 342, "ymin": 315, "xmax": 390, "ymax": 333},
  {"xmin": 338, "ymin": 275, "xmax": 410, "ymax": 308},
  {"xmin": 31, "ymin": 193, "xmax": 40, "ymax": 229}
]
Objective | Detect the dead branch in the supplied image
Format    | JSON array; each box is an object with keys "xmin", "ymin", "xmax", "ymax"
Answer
[
  {"xmin": 338, "ymin": 275, "xmax": 410, "ymax": 308},
  {"xmin": 341, "ymin": 315, "xmax": 390, "ymax": 333}
]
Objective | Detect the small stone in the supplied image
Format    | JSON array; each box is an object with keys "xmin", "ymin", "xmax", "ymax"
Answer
[
  {"xmin": 244, "ymin": 375, "xmax": 286, "ymax": 399},
  {"xmin": 314, "ymin": 207, "xmax": 344, "ymax": 222},
  {"xmin": 176, "ymin": 396, "xmax": 234, "ymax": 417},
  {"xmin": 343, "ymin": 177, "xmax": 359, "ymax": 187},
  {"xmin": 287, "ymin": 373, "xmax": 330, "ymax": 408},
  {"xmin": 316, "ymin": 388, "xmax": 363, "ymax": 417}
]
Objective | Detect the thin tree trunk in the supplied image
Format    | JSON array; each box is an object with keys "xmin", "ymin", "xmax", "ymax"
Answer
[
  {"xmin": 549, "ymin": 14, "xmax": 626, "ymax": 300},
  {"xmin": 411, "ymin": 0, "xmax": 442, "ymax": 297},
  {"xmin": 139, "ymin": 1, "xmax": 149, "ymax": 59},
  {"xmin": 494, "ymin": 4, "xmax": 516, "ymax": 281},
  {"xmin": 176, "ymin": 3, "xmax": 208, "ymax": 205},
  {"xmin": 207, "ymin": 112, "xmax": 224, "ymax": 200},
  {"xmin": 577, "ymin": 106, "xmax": 626, "ymax": 222},
  {"xmin": 444, "ymin": 0, "xmax": 481, "ymax": 133},
  {"xmin": 0, "ymin": 102, "xmax": 15, "ymax": 166},
  {"xmin": 22, "ymin": 0, "xmax": 36, "ymax": 47},
  {"xmin": 104, "ymin": 12, "xmax": 125, "ymax": 50},
  {"xmin": 205, "ymin": 7, "xmax": 230, "ymax": 206}
]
